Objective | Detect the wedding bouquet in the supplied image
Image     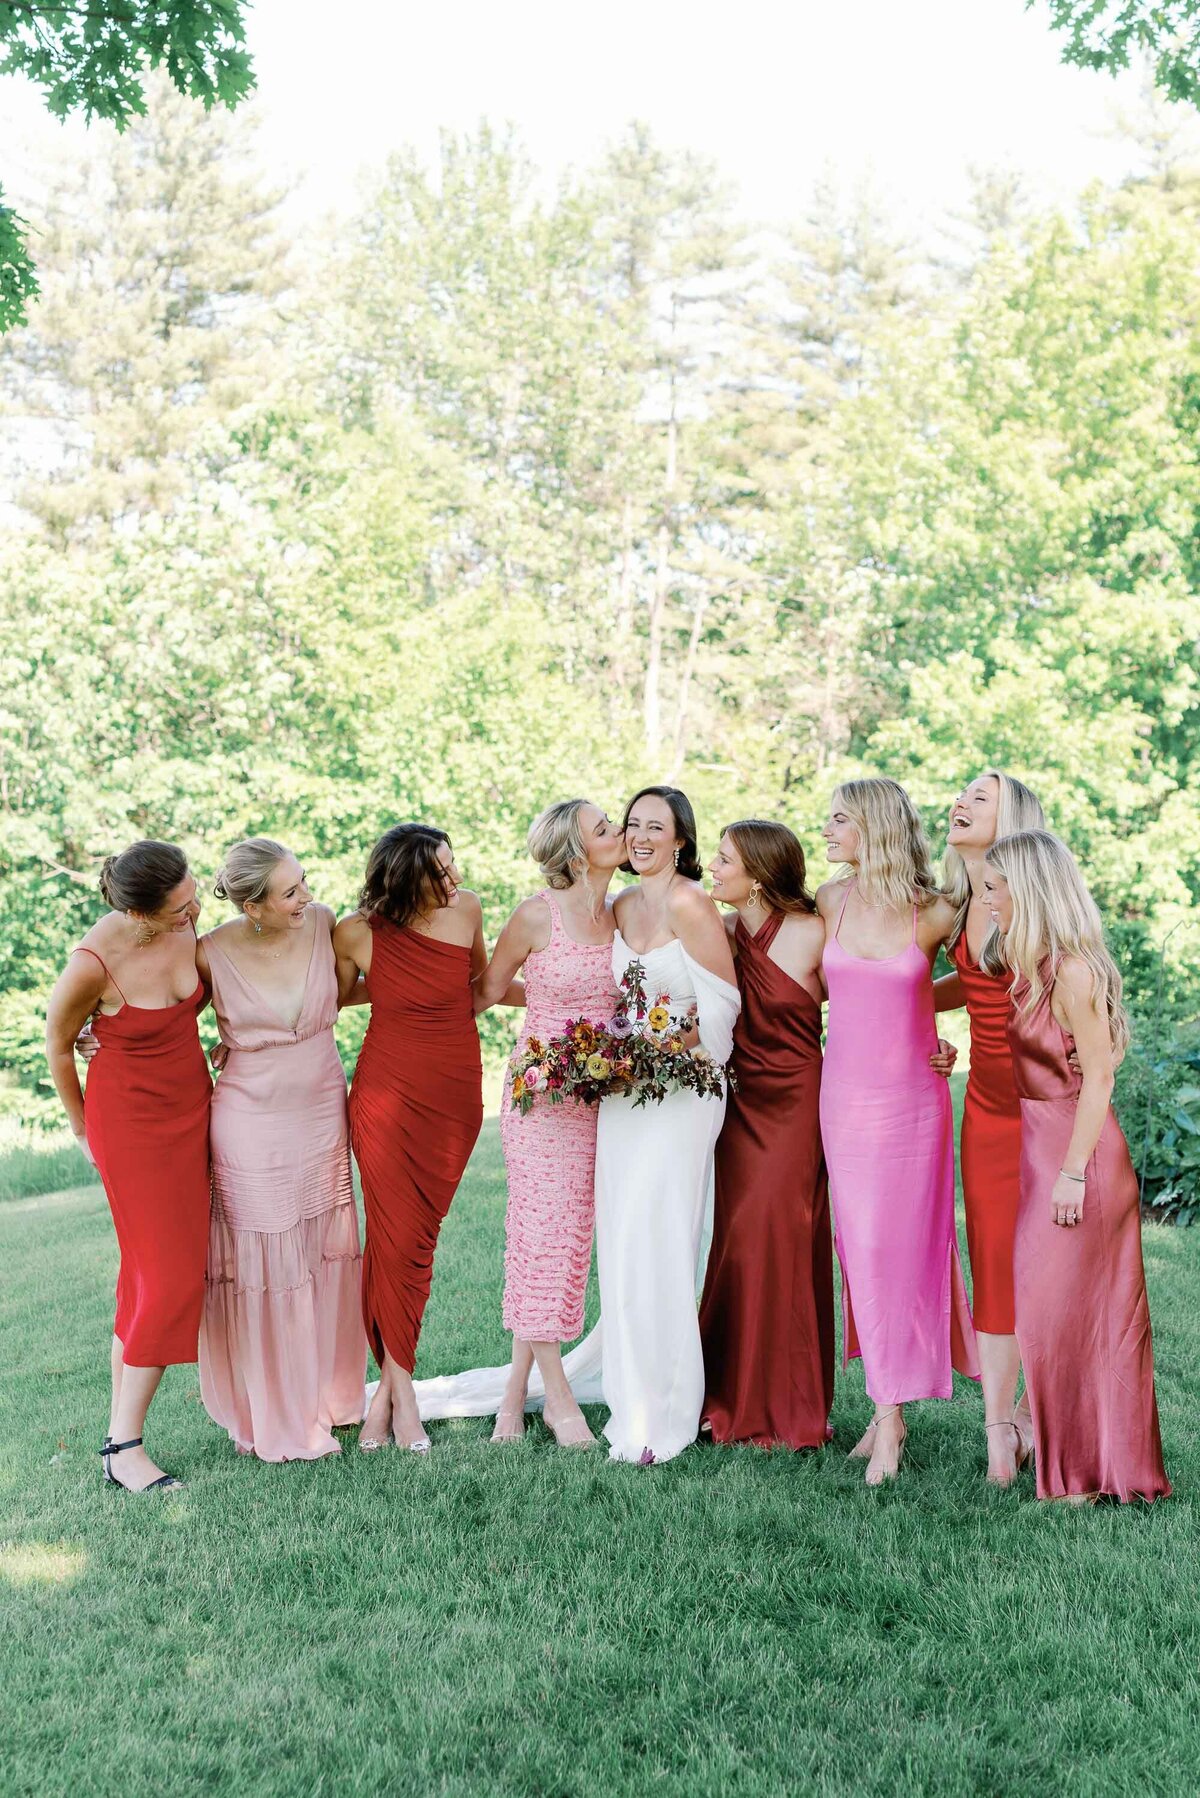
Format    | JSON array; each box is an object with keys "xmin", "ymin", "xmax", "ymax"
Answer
[{"xmin": 508, "ymin": 959, "xmax": 734, "ymax": 1115}]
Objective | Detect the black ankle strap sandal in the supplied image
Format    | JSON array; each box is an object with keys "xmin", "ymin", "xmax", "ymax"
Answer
[{"xmin": 100, "ymin": 1436, "xmax": 182, "ymax": 1492}]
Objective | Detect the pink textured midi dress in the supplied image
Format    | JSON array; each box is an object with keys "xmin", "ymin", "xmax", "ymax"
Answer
[
  {"xmin": 820, "ymin": 887, "xmax": 978, "ymax": 1405},
  {"xmin": 499, "ymin": 891, "xmax": 618, "ymax": 1343},
  {"xmin": 1008, "ymin": 965, "xmax": 1170, "ymax": 1502},
  {"xmin": 199, "ymin": 912, "xmax": 367, "ymax": 1460}
]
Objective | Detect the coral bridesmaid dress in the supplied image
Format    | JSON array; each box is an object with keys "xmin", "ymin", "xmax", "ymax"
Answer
[
  {"xmin": 499, "ymin": 891, "xmax": 617, "ymax": 1343},
  {"xmin": 199, "ymin": 912, "xmax": 366, "ymax": 1460},
  {"xmin": 699, "ymin": 912, "xmax": 834, "ymax": 1448},
  {"xmin": 819, "ymin": 887, "xmax": 978, "ymax": 1404},
  {"xmin": 77, "ymin": 950, "xmax": 211, "ymax": 1367},
  {"xmin": 1008, "ymin": 966, "xmax": 1170, "ymax": 1502},
  {"xmin": 950, "ymin": 931, "xmax": 1021, "ymax": 1334},
  {"xmin": 350, "ymin": 917, "xmax": 484, "ymax": 1374}
]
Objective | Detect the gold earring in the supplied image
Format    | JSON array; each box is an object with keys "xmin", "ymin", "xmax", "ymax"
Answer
[{"xmin": 748, "ymin": 882, "xmax": 762, "ymax": 909}]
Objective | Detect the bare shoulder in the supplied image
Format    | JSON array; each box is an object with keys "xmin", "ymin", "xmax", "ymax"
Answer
[
  {"xmin": 456, "ymin": 888, "xmax": 484, "ymax": 920},
  {"xmin": 667, "ymin": 879, "xmax": 716, "ymax": 920},
  {"xmin": 1053, "ymin": 954, "xmax": 1095, "ymax": 1005},
  {"xmin": 334, "ymin": 911, "xmax": 371, "ymax": 947},
  {"xmin": 778, "ymin": 911, "xmax": 826, "ymax": 953},
  {"xmin": 80, "ymin": 911, "xmax": 122, "ymax": 951},
  {"xmin": 815, "ymin": 878, "xmax": 847, "ymax": 919}
]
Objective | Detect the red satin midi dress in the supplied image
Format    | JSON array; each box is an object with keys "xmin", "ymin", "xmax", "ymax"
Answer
[
  {"xmin": 76, "ymin": 949, "xmax": 212, "ymax": 1367},
  {"xmin": 1008, "ymin": 963, "xmax": 1170, "ymax": 1502},
  {"xmin": 699, "ymin": 911, "xmax": 834, "ymax": 1448},
  {"xmin": 950, "ymin": 931, "xmax": 1022, "ymax": 1334},
  {"xmin": 349, "ymin": 917, "xmax": 484, "ymax": 1374}
]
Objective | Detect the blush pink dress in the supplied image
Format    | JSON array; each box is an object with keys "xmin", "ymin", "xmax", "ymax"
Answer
[
  {"xmin": 1008, "ymin": 964, "xmax": 1170, "ymax": 1502},
  {"xmin": 199, "ymin": 911, "xmax": 367, "ymax": 1460},
  {"xmin": 499, "ymin": 891, "xmax": 618, "ymax": 1343},
  {"xmin": 819, "ymin": 885, "xmax": 978, "ymax": 1405}
]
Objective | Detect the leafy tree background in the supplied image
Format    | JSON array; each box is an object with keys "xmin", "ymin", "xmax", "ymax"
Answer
[{"xmin": 1, "ymin": 61, "xmax": 1198, "ymax": 1206}]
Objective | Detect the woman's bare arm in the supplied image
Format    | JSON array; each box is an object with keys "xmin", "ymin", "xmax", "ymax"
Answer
[{"xmin": 45, "ymin": 954, "xmax": 108, "ymax": 1157}]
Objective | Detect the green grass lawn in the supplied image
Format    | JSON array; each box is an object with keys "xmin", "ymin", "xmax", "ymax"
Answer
[{"xmin": 2, "ymin": 1104, "xmax": 1198, "ymax": 1797}]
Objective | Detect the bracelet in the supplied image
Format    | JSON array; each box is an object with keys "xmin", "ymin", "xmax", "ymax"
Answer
[{"xmin": 1059, "ymin": 1170, "xmax": 1086, "ymax": 1184}]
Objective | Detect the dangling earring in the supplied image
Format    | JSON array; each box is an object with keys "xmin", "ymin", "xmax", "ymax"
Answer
[
  {"xmin": 249, "ymin": 914, "xmax": 262, "ymax": 936},
  {"xmin": 748, "ymin": 882, "xmax": 763, "ymax": 910},
  {"xmin": 673, "ymin": 848, "xmax": 681, "ymax": 869}
]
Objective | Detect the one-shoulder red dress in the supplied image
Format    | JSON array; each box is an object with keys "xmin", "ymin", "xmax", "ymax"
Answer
[
  {"xmin": 349, "ymin": 918, "xmax": 484, "ymax": 1373},
  {"xmin": 699, "ymin": 912, "xmax": 834, "ymax": 1448},
  {"xmin": 76, "ymin": 949, "xmax": 212, "ymax": 1367},
  {"xmin": 950, "ymin": 931, "xmax": 1021, "ymax": 1334}
]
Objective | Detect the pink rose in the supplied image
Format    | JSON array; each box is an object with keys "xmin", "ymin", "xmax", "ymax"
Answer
[{"xmin": 523, "ymin": 1065, "xmax": 543, "ymax": 1093}]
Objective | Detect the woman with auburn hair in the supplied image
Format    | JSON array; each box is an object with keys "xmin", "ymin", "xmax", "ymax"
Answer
[
  {"xmin": 473, "ymin": 799, "xmax": 625, "ymax": 1448},
  {"xmin": 818, "ymin": 778, "xmax": 978, "ymax": 1485},
  {"xmin": 45, "ymin": 840, "xmax": 211, "ymax": 1493},
  {"xmin": 936, "ymin": 770, "xmax": 1047, "ymax": 1484},
  {"xmin": 198, "ymin": 839, "xmax": 367, "ymax": 1462},
  {"xmin": 335, "ymin": 824, "xmax": 486, "ymax": 1454},
  {"xmin": 983, "ymin": 831, "xmax": 1169, "ymax": 1503},
  {"xmin": 699, "ymin": 819, "xmax": 835, "ymax": 1449}
]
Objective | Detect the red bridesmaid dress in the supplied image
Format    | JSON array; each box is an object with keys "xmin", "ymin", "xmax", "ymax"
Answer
[
  {"xmin": 699, "ymin": 912, "xmax": 834, "ymax": 1448},
  {"xmin": 349, "ymin": 917, "xmax": 483, "ymax": 1373},
  {"xmin": 950, "ymin": 931, "xmax": 1021, "ymax": 1335},
  {"xmin": 1008, "ymin": 964, "xmax": 1169, "ymax": 1502},
  {"xmin": 76, "ymin": 950, "xmax": 212, "ymax": 1367}
]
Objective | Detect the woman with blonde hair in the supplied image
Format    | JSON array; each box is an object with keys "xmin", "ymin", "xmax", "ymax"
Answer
[
  {"xmin": 936, "ymin": 771, "xmax": 1047, "ymax": 1484},
  {"xmin": 197, "ymin": 839, "xmax": 367, "ymax": 1462},
  {"xmin": 983, "ymin": 830, "xmax": 1169, "ymax": 1503},
  {"xmin": 467, "ymin": 799, "xmax": 626, "ymax": 1447},
  {"xmin": 818, "ymin": 777, "xmax": 979, "ymax": 1485}
]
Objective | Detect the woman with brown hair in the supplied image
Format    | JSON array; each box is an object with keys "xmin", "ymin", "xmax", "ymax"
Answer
[
  {"xmin": 45, "ymin": 840, "xmax": 211, "ymax": 1493},
  {"xmin": 699, "ymin": 820, "xmax": 834, "ymax": 1449},
  {"xmin": 335, "ymin": 824, "xmax": 486, "ymax": 1453}
]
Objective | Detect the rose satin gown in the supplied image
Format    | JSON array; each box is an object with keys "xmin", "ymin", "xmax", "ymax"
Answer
[
  {"xmin": 499, "ymin": 890, "xmax": 617, "ymax": 1342},
  {"xmin": 950, "ymin": 931, "xmax": 1021, "ymax": 1334},
  {"xmin": 199, "ymin": 913, "xmax": 366, "ymax": 1461},
  {"xmin": 350, "ymin": 916, "xmax": 484, "ymax": 1374},
  {"xmin": 75, "ymin": 948, "xmax": 211, "ymax": 1367},
  {"xmin": 1008, "ymin": 966, "xmax": 1170, "ymax": 1502},
  {"xmin": 819, "ymin": 887, "xmax": 978, "ymax": 1404},
  {"xmin": 699, "ymin": 912, "xmax": 834, "ymax": 1448}
]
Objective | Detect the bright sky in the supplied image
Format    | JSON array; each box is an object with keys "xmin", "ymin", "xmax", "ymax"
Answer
[{"xmin": 0, "ymin": 0, "xmax": 1177, "ymax": 243}]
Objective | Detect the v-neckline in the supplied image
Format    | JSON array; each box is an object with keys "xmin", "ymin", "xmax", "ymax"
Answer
[{"xmin": 209, "ymin": 917, "xmax": 320, "ymax": 1033}]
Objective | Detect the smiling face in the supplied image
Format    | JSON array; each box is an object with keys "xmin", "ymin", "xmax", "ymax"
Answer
[
  {"xmin": 429, "ymin": 839, "xmax": 462, "ymax": 909},
  {"xmin": 708, "ymin": 832, "xmax": 753, "ymax": 907},
  {"xmin": 948, "ymin": 775, "xmax": 1001, "ymax": 851},
  {"xmin": 142, "ymin": 873, "xmax": 201, "ymax": 933},
  {"xmin": 578, "ymin": 803, "xmax": 627, "ymax": 872},
  {"xmin": 624, "ymin": 794, "xmax": 680, "ymax": 878},
  {"xmin": 982, "ymin": 867, "xmax": 1013, "ymax": 933},
  {"xmin": 822, "ymin": 802, "xmax": 861, "ymax": 866},
  {"xmin": 249, "ymin": 855, "xmax": 312, "ymax": 934}
]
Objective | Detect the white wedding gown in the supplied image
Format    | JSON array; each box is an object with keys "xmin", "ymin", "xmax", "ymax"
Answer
[{"xmin": 409, "ymin": 931, "xmax": 740, "ymax": 1465}]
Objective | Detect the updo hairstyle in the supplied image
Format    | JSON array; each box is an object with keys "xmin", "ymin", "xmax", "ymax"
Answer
[
  {"xmin": 213, "ymin": 838, "xmax": 291, "ymax": 913},
  {"xmin": 620, "ymin": 785, "xmax": 703, "ymax": 881},
  {"xmin": 527, "ymin": 799, "xmax": 590, "ymax": 889},
  {"xmin": 98, "ymin": 840, "xmax": 189, "ymax": 915}
]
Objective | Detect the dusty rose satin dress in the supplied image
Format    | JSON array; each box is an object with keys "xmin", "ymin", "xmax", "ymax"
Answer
[
  {"xmin": 820, "ymin": 886, "xmax": 978, "ymax": 1405},
  {"xmin": 199, "ymin": 913, "xmax": 366, "ymax": 1460},
  {"xmin": 1008, "ymin": 965, "xmax": 1170, "ymax": 1502}
]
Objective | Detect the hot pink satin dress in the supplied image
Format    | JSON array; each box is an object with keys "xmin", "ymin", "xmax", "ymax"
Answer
[
  {"xmin": 1008, "ymin": 965, "xmax": 1170, "ymax": 1502},
  {"xmin": 819, "ymin": 886, "xmax": 978, "ymax": 1405}
]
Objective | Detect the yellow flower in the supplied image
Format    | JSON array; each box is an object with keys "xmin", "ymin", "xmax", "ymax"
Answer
[
  {"xmin": 647, "ymin": 1005, "xmax": 670, "ymax": 1033},
  {"xmin": 526, "ymin": 1036, "xmax": 544, "ymax": 1058},
  {"xmin": 666, "ymin": 1035, "xmax": 683, "ymax": 1053},
  {"xmin": 585, "ymin": 1053, "xmax": 611, "ymax": 1080},
  {"xmin": 512, "ymin": 1075, "xmax": 526, "ymax": 1102},
  {"xmin": 572, "ymin": 1022, "xmax": 597, "ymax": 1052}
]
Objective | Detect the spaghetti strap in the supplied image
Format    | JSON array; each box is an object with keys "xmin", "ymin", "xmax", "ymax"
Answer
[
  {"xmin": 832, "ymin": 881, "xmax": 855, "ymax": 942},
  {"xmin": 911, "ymin": 904, "xmax": 919, "ymax": 944},
  {"xmin": 72, "ymin": 945, "xmax": 129, "ymax": 1005}
]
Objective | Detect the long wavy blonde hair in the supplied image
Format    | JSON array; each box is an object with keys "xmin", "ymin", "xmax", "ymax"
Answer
[
  {"xmin": 945, "ymin": 769, "xmax": 1046, "ymax": 949},
  {"xmin": 831, "ymin": 777, "xmax": 943, "ymax": 912},
  {"xmin": 984, "ymin": 830, "xmax": 1130, "ymax": 1055}
]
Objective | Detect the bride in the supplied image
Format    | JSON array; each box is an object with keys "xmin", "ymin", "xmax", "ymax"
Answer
[
  {"xmin": 411, "ymin": 785, "xmax": 739, "ymax": 1464},
  {"xmin": 597, "ymin": 784, "xmax": 739, "ymax": 1462}
]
